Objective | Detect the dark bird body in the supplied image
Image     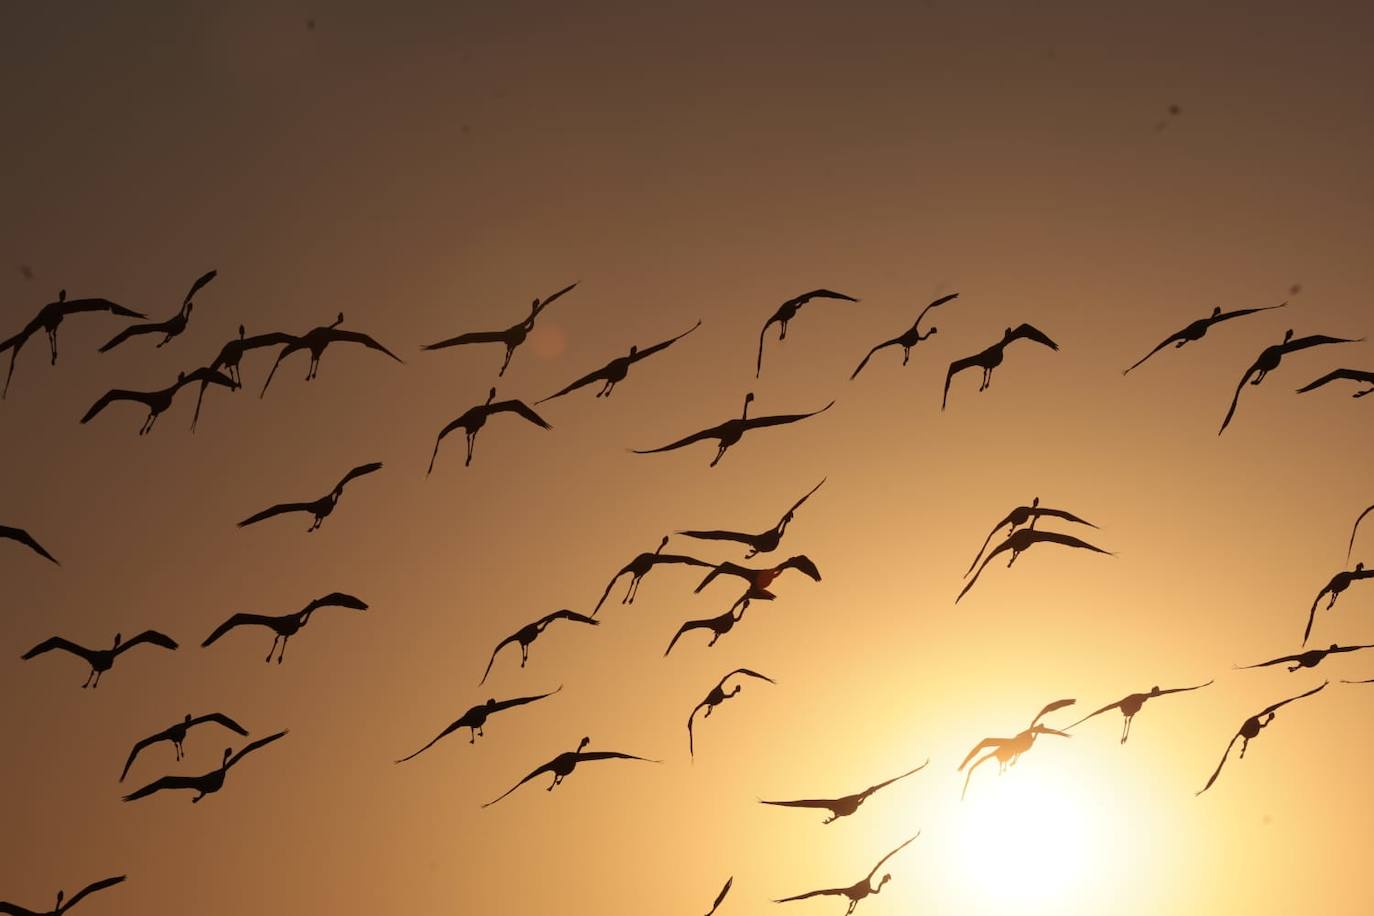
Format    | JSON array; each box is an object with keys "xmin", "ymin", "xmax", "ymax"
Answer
[
  {"xmin": 850, "ymin": 293, "xmax": 957, "ymax": 380},
  {"xmin": 686, "ymin": 668, "xmax": 775, "ymax": 757},
  {"xmin": 22, "ymin": 630, "xmax": 178, "ymax": 688},
  {"xmin": 679, "ymin": 480, "xmax": 825, "ymax": 559},
  {"xmin": 259, "ymin": 312, "xmax": 403, "ymax": 395},
  {"xmin": 1, "ymin": 290, "xmax": 146, "ymax": 397},
  {"xmin": 0, "ymin": 875, "xmax": 126, "ymax": 915},
  {"xmin": 428, "ymin": 387, "xmax": 551, "ymax": 472},
  {"xmin": 756, "ymin": 288, "xmax": 860, "ymax": 377},
  {"xmin": 81, "ymin": 368, "xmax": 237, "ymax": 434},
  {"xmin": 538, "ymin": 320, "xmax": 700, "ymax": 402},
  {"xmin": 958, "ymin": 528, "xmax": 1112, "ymax": 603},
  {"xmin": 1067, "ymin": 681, "xmax": 1212, "ymax": 743},
  {"xmin": 760, "ymin": 760, "xmax": 929, "ymax": 824},
  {"xmin": 397, "ymin": 688, "xmax": 562, "ymax": 761},
  {"xmin": 942, "ymin": 323, "xmax": 1058, "ymax": 409},
  {"xmin": 694, "ymin": 556, "xmax": 823, "ymax": 615},
  {"xmin": 0, "ymin": 524, "xmax": 59, "ymax": 564},
  {"xmin": 192, "ymin": 325, "xmax": 298, "ymax": 429},
  {"xmin": 632, "ymin": 393, "xmax": 834, "ymax": 467},
  {"xmin": 238, "ymin": 462, "xmax": 383, "ymax": 531},
  {"xmin": 422, "ymin": 282, "xmax": 577, "ymax": 377},
  {"xmin": 964, "ymin": 496, "xmax": 1097, "ymax": 576},
  {"xmin": 665, "ymin": 605, "xmax": 749, "ymax": 657},
  {"xmin": 201, "ymin": 592, "xmax": 368, "ymax": 663},
  {"xmin": 592, "ymin": 536, "xmax": 713, "ymax": 615},
  {"xmin": 120, "ymin": 713, "xmax": 250, "ymax": 781},
  {"xmin": 1218, "ymin": 329, "xmax": 1363, "ymax": 434},
  {"xmin": 98, "ymin": 270, "xmax": 216, "ymax": 353},
  {"xmin": 774, "ymin": 833, "xmax": 919, "ymax": 914},
  {"xmin": 123, "ymin": 730, "xmax": 288, "ymax": 803},
  {"xmin": 959, "ymin": 699, "xmax": 1075, "ymax": 800},
  {"xmin": 482, "ymin": 736, "xmax": 657, "ymax": 807},
  {"xmin": 1123, "ymin": 302, "xmax": 1286, "ymax": 375},
  {"xmin": 480, "ymin": 610, "xmax": 598, "ymax": 684},
  {"xmin": 1197, "ymin": 683, "xmax": 1327, "ymax": 795},
  {"xmin": 1303, "ymin": 563, "xmax": 1374, "ymax": 645}
]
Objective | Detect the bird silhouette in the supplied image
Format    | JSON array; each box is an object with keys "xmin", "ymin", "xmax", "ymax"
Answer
[
  {"xmin": 122, "ymin": 730, "xmax": 288, "ymax": 803},
  {"xmin": 958, "ymin": 528, "xmax": 1112, "ymax": 603},
  {"xmin": 760, "ymin": 760, "xmax": 929, "ymax": 824},
  {"xmin": 119, "ymin": 713, "xmax": 250, "ymax": 782},
  {"xmin": 422, "ymin": 282, "xmax": 578, "ymax": 377},
  {"xmin": 1067, "ymin": 681, "xmax": 1212, "ymax": 744},
  {"xmin": 850, "ymin": 293, "xmax": 957, "ymax": 380},
  {"xmin": 633, "ymin": 393, "xmax": 834, "ymax": 468},
  {"xmin": 0, "ymin": 875, "xmax": 126, "ymax": 915},
  {"xmin": 1, "ymin": 524, "xmax": 59, "ymax": 564},
  {"xmin": 81, "ymin": 368, "xmax": 238, "ymax": 435},
  {"xmin": 664, "ymin": 604, "xmax": 750, "ymax": 657},
  {"xmin": 959, "ymin": 699, "xmax": 1075, "ymax": 800},
  {"xmin": 773, "ymin": 833, "xmax": 919, "ymax": 914},
  {"xmin": 1218, "ymin": 329, "xmax": 1363, "ymax": 434},
  {"xmin": 97, "ymin": 270, "xmax": 216, "ymax": 353},
  {"xmin": 1197, "ymin": 682, "xmax": 1327, "ymax": 795},
  {"xmin": 200, "ymin": 592, "xmax": 368, "ymax": 663},
  {"xmin": 679, "ymin": 479, "xmax": 825, "ymax": 559},
  {"xmin": 694, "ymin": 556, "xmax": 822, "ymax": 607},
  {"xmin": 537, "ymin": 320, "xmax": 701, "ymax": 403},
  {"xmin": 1238, "ymin": 644, "xmax": 1374, "ymax": 673},
  {"xmin": 427, "ymin": 387, "xmax": 551, "ymax": 473},
  {"xmin": 259, "ymin": 312, "xmax": 403, "ymax": 395},
  {"xmin": 22, "ymin": 630, "xmax": 178, "ymax": 688},
  {"xmin": 963, "ymin": 496, "xmax": 1097, "ymax": 577},
  {"xmin": 191, "ymin": 325, "xmax": 298, "ymax": 429},
  {"xmin": 1346, "ymin": 504, "xmax": 1374, "ymax": 563},
  {"xmin": 704, "ymin": 877, "xmax": 733, "ymax": 916},
  {"xmin": 942, "ymin": 323, "xmax": 1059, "ymax": 409},
  {"xmin": 396, "ymin": 687, "xmax": 562, "ymax": 762},
  {"xmin": 1, "ymin": 290, "xmax": 146, "ymax": 397},
  {"xmin": 482, "ymin": 736, "xmax": 658, "ymax": 807},
  {"xmin": 480, "ymin": 610, "xmax": 598, "ymax": 685},
  {"xmin": 686, "ymin": 668, "xmax": 775, "ymax": 758},
  {"xmin": 756, "ymin": 289, "xmax": 859, "ymax": 377},
  {"xmin": 592, "ymin": 536, "xmax": 713, "ymax": 615},
  {"xmin": 1123, "ymin": 302, "xmax": 1286, "ymax": 375},
  {"xmin": 238, "ymin": 462, "xmax": 383, "ymax": 532},
  {"xmin": 1296, "ymin": 368, "xmax": 1374, "ymax": 399},
  {"xmin": 1303, "ymin": 563, "xmax": 1374, "ymax": 645}
]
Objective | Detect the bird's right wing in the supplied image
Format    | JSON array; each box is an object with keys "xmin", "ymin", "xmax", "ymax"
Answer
[
  {"xmin": 850, "ymin": 338, "xmax": 899, "ymax": 380},
  {"xmin": 306, "ymin": 592, "xmax": 369, "ymax": 613},
  {"xmin": 774, "ymin": 887, "xmax": 841, "ymax": 903},
  {"xmin": 1347, "ymin": 504, "xmax": 1374, "ymax": 562},
  {"xmin": 97, "ymin": 322, "xmax": 157, "ymax": 352},
  {"xmin": 183, "ymin": 269, "xmax": 218, "ymax": 306},
  {"xmin": 536, "ymin": 363, "xmax": 609, "ymax": 403},
  {"xmin": 1122, "ymin": 329, "xmax": 1186, "ymax": 375},
  {"xmin": 0, "ymin": 525, "xmax": 59, "ymax": 564},
  {"xmin": 396, "ymin": 718, "xmax": 465, "ymax": 763},
  {"xmin": 694, "ymin": 562, "xmax": 746, "ymax": 593},
  {"xmin": 80, "ymin": 389, "xmax": 140, "ymax": 423},
  {"xmin": 958, "ymin": 738, "xmax": 1004, "ymax": 770},
  {"xmin": 758, "ymin": 796, "xmax": 834, "ymax": 809},
  {"xmin": 1196, "ymin": 734, "xmax": 1242, "ymax": 796},
  {"xmin": 61, "ymin": 875, "xmax": 127, "ymax": 911},
  {"xmin": 62, "ymin": 298, "xmax": 145, "ymax": 318},
  {"xmin": 744, "ymin": 402, "xmax": 834, "ymax": 430},
  {"xmin": 491, "ymin": 400, "xmax": 553, "ymax": 430},
  {"xmin": 1218, "ymin": 363, "xmax": 1260, "ymax": 435},
  {"xmin": 237, "ymin": 502, "xmax": 313, "ymax": 527},
  {"xmin": 634, "ymin": 319, "xmax": 702, "ymax": 360},
  {"xmin": 678, "ymin": 528, "xmax": 751, "ymax": 545},
  {"xmin": 1065, "ymin": 699, "xmax": 1123, "ymax": 730},
  {"xmin": 1029, "ymin": 698, "xmax": 1077, "ymax": 728},
  {"xmin": 482, "ymin": 760, "xmax": 554, "ymax": 807},
  {"xmin": 334, "ymin": 461, "xmax": 384, "ymax": 492},
  {"xmin": 21, "ymin": 636, "xmax": 88, "ymax": 661},
  {"xmin": 201, "ymin": 613, "xmax": 276, "ymax": 647},
  {"xmin": 422, "ymin": 329, "xmax": 507, "ymax": 351},
  {"xmin": 119, "ymin": 733, "xmax": 162, "ymax": 782},
  {"xmin": 727, "ymin": 667, "xmax": 776, "ymax": 685},
  {"xmin": 1303, "ymin": 586, "xmax": 1329, "ymax": 645},
  {"xmin": 479, "ymin": 633, "xmax": 519, "ymax": 685},
  {"xmin": 122, "ymin": 773, "xmax": 199, "ymax": 802},
  {"xmin": 226, "ymin": 729, "xmax": 288, "ymax": 768},
  {"xmin": 1260, "ymin": 681, "xmax": 1328, "ymax": 716},
  {"xmin": 664, "ymin": 619, "xmax": 705, "ymax": 656},
  {"xmin": 942, "ymin": 353, "xmax": 982, "ymax": 409},
  {"xmin": 706, "ymin": 876, "xmax": 732, "ymax": 916},
  {"xmin": 632, "ymin": 423, "xmax": 727, "ymax": 454}
]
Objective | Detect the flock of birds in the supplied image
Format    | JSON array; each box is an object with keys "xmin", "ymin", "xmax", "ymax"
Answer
[{"xmin": 3, "ymin": 273, "xmax": 1373, "ymax": 915}]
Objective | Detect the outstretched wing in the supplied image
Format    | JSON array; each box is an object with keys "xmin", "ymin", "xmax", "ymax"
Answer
[
  {"xmin": 201, "ymin": 613, "xmax": 278, "ymax": 647},
  {"xmin": 1027, "ymin": 529, "xmax": 1113, "ymax": 556},
  {"xmin": 396, "ymin": 715, "xmax": 471, "ymax": 763},
  {"xmin": 60, "ymin": 297, "xmax": 145, "ymax": 318},
  {"xmin": 225, "ymin": 729, "xmax": 288, "ymax": 768},
  {"xmin": 1036, "ymin": 507, "xmax": 1098, "ymax": 528},
  {"xmin": 62, "ymin": 875, "xmax": 127, "ymax": 911},
  {"xmin": 862, "ymin": 760, "xmax": 930, "ymax": 796},
  {"xmin": 490, "ymin": 400, "xmax": 553, "ymax": 429},
  {"xmin": 192, "ymin": 712, "xmax": 250, "ymax": 735},
  {"xmin": 530, "ymin": 281, "xmax": 578, "ymax": 318},
  {"xmin": 119, "ymin": 731, "xmax": 167, "ymax": 782},
  {"xmin": 488, "ymin": 685, "xmax": 563, "ymax": 714},
  {"xmin": 328, "ymin": 330, "xmax": 404, "ymax": 362},
  {"xmin": 591, "ymin": 568, "xmax": 629, "ymax": 616},
  {"xmin": 774, "ymin": 887, "xmax": 844, "ymax": 903},
  {"xmin": 1259, "ymin": 681, "xmax": 1328, "ymax": 717},
  {"xmin": 780, "ymin": 554, "xmax": 822, "ymax": 581},
  {"xmin": 22, "ymin": 636, "xmax": 91, "ymax": 662},
  {"xmin": 1196, "ymin": 733, "xmax": 1242, "ymax": 796},
  {"xmin": 1065, "ymin": 698, "xmax": 1125, "ymax": 730},
  {"xmin": 543, "ymin": 609, "xmax": 598, "ymax": 626},
  {"xmin": 422, "ymin": 329, "xmax": 508, "ymax": 351},
  {"xmin": 793, "ymin": 288, "xmax": 859, "ymax": 306},
  {"xmin": 1029, "ymin": 698, "xmax": 1077, "ymax": 728},
  {"xmin": 335, "ymin": 461, "xmax": 384, "ymax": 492},
  {"xmin": 1211, "ymin": 301, "xmax": 1286, "ymax": 323},
  {"xmin": 958, "ymin": 737, "xmax": 1005, "ymax": 771},
  {"xmin": 98, "ymin": 321, "xmax": 161, "ymax": 352},
  {"xmin": 237, "ymin": 502, "xmax": 315, "ymax": 527},
  {"xmin": 756, "ymin": 312, "xmax": 782, "ymax": 377},
  {"xmin": 479, "ymin": 632, "xmax": 521, "ymax": 685},
  {"xmin": 305, "ymin": 591, "xmax": 369, "ymax": 613},
  {"xmin": 1297, "ymin": 368, "xmax": 1364, "ymax": 393},
  {"xmin": 1303, "ymin": 585, "xmax": 1330, "ymax": 645},
  {"xmin": 1008, "ymin": 323, "xmax": 1059, "ymax": 350},
  {"xmin": 0, "ymin": 899, "xmax": 42, "ymax": 914},
  {"xmin": 694, "ymin": 562, "xmax": 749, "ymax": 593},
  {"xmin": 1154, "ymin": 680, "xmax": 1214, "ymax": 697},
  {"xmin": 664, "ymin": 618, "xmax": 708, "ymax": 656},
  {"xmin": 122, "ymin": 773, "xmax": 201, "ymax": 802},
  {"xmin": 483, "ymin": 758, "xmax": 557, "ymax": 807},
  {"xmin": 183, "ymin": 269, "xmax": 218, "ymax": 306},
  {"xmin": 1284, "ymin": 334, "xmax": 1364, "ymax": 354},
  {"xmin": 706, "ymin": 876, "xmax": 732, "ymax": 916},
  {"xmin": 914, "ymin": 292, "xmax": 958, "ymax": 327},
  {"xmin": 0, "ymin": 525, "xmax": 59, "ymax": 564},
  {"xmin": 536, "ymin": 362, "xmax": 611, "ymax": 403},
  {"xmin": 943, "ymin": 353, "xmax": 983, "ymax": 409},
  {"xmin": 80, "ymin": 389, "xmax": 145, "ymax": 423},
  {"xmin": 1235, "ymin": 655, "xmax": 1296, "ymax": 670},
  {"xmin": 678, "ymin": 528, "xmax": 752, "ymax": 546},
  {"xmin": 787, "ymin": 479, "xmax": 826, "ymax": 518},
  {"xmin": 632, "ymin": 422, "xmax": 730, "ymax": 455},
  {"xmin": 116, "ymin": 630, "xmax": 179, "ymax": 655},
  {"xmin": 957, "ymin": 536, "xmax": 1019, "ymax": 603},
  {"xmin": 867, "ymin": 832, "xmax": 920, "ymax": 880},
  {"xmin": 575, "ymin": 750, "xmax": 658, "ymax": 764},
  {"xmin": 758, "ymin": 796, "xmax": 835, "ymax": 810},
  {"xmin": 850, "ymin": 337, "xmax": 901, "ymax": 380},
  {"xmin": 1123, "ymin": 327, "xmax": 1188, "ymax": 375},
  {"xmin": 964, "ymin": 514, "xmax": 1016, "ymax": 577},
  {"xmin": 632, "ymin": 319, "xmax": 701, "ymax": 361},
  {"xmin": 743, "ymin": 401, "xmax": 834, "ymax": 431},
  {"xmin": 724, "ymin": 667, "xmax": 776, "ymax": 686},
  {"xmin": 178, "ymin": 367, "xmax": 237, "ymax": 391}
]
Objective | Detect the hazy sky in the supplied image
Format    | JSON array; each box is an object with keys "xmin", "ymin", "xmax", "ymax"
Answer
[{"xmin": 4, "ymin": 2, "xmax": 1374, "ymax": 914}]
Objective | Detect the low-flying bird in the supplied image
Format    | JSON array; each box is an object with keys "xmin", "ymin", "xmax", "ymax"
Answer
[
  {"xmin": 98, "ymin": 270, "xmax": 216, "ymax": 353},
  {"xmin": 122, "ymin": 730, "xmax": 288, "ymax": 804},
  {"xmin": 422, "ymin": 282, "xmax": 578, "ymax": 377},
  {"xmin": 1, "ymin": 524, "xmax": 59, "ymax": 564},
  {"xmin": 427, "ymin": 387, "xmax": 551, "ymax": 473},
  {"xmin": 119, "ymin": 713, "xmax": 250, "ymax": 782},
  {"xmin": 686, "ymin": 668, "xmax": 775, "ymax": 757},
  {"xmin": 958, "ymin": 528, "xmax": 1112, "ymax": 603},
  {"xmin": 480, "ymin": 610, "xmax": 598, "ymax": 684},
  {"xmin": 482, "ymin": 736, "xmax": 658, "ymax": 807},
  {"xmin": 850, "ymin": 293, "xmax": 957, "ymax": 380},
  {"xmin": 1218, "ymin": 329, "xmax": 1363, "ymax": 434},
  {"xmin": 704, "ymin": 877, "xmax": 733, "ymax": 916},
  {"xmin": 760, "ymin": 760, "xmax": 929, "ymax": 824},
  {"xmin": 942, "ymin": 323, "xmax": 1058, "ymax": 409},
  {"xmin": 22, "ymin": 630, "xmax": 178, "ymax": 688},
  {"xmin": 592, "ymin": 536, "xmax": 713, "ymax": 615},
  {"xmin": 756, "ymin": 288, "xmax": 860, "ymax": 377},
  {"xmin": 1303, "ymin": 563, "xmax": 1374, "ymax": 645},
  {"xmin": 200, "ymin": 592, "xmax": 368, "ymax": 664},
  {"xmin": 679, "ymin": 479, "xmax": 825, "ymax": 559},
  {"xmin": 259, "ymin": 312, "xmax": 403, "ymax": 395},
  {"xmin": 963, "ymin": 496, "xmax": 1097, "ymax": 576},
  {"xmin": 1123, "ymin": 302, "xmax": 1286, "ymax": 375},
  {"xmin": 537, "ymin": 320, "xmax": 701, "ymax": 403},
  {"xmin": 632, "ymin": 393, "xmax": 834, "ymax": 468},
  {"xmin": 1238, "ymin": 644, "xmax": 1374, "ymax": 673},
  {"xmin": 396, "ymin": 688, "xmax": 562, "ymax": 762},
  {"xmin": 664, "ymin": 605, "xmax": 749, "ymax": 657},
  {"xmin": 959, "ymin": 699, "xmax": 1075, "ymax": 800},
  {"xmin": 1196, "ymin": 682, "xmax": 1327, "ymax": 795},
  {"xmin": 80, "ymin": 368, "xmax": 237, "ymax": 434},
  {"xmin": 1296, "ymin": 368, "xmax": 1374, "ymax": 399},
  {"xmin": 1, "ymin": 290, "xmax": 146, "ymax": 397},
  {"xmin": 1067, "ymin": 681, "xmax": 1212, "ymax": 744},
  {"xmin": 0, "ymin": 875, "xmax": 126, "ymax": 915},
  {"xmin": 238, "ymin": 462, "xmax": 383, "ymax": 532},
  {"xmin": 191, "ymin": 325, "xmax": 298, "ymax": 429},
  {"xmin": 1346, "ymin": 503, "xmax": 1374, "ymax": 563},
  {"xmin": 773, "ymin": 833, "xmax": 919, "ymax": 914}
]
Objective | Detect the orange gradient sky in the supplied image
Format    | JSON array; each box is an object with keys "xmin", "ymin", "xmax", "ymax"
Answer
[{"xmin": 4, "ymin": 2, "xmax": 1374, "ymax": 914}]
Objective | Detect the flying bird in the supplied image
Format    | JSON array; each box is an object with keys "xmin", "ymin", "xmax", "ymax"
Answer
[
  {"xmin": 259, "ymin": 312, "xmax": 403, "ymax": 395},
  {"xmin": 850, "ymin": 293, "xmax": 957, "ymax": 380},
  {"xmin": 694, "ymin": 555, "xmax": 822, "ymax": 605},
  {"xmin": 686, "ymin": 668, "xmax": 776, "ymax": 757},
  {"xmin": 1197, "ymin": 682, "xmax": 1327, "ymax": 795},
  {"xmin": 592, "ymin": 536, "xmax": 713, "ymax": 615},
  {"xmin": 963, "ymin": 496, "xmax": 1097, "ymax": 576},
  {"xmin": 192, "ymin": 325, "xmax": 298, "ymax": 429},
  {"xmin": 1296, "ymin": 368, "xmax": 1374, "ymax": 399},
  {"xmin": 773, "ymin": 833, "xmax": 919, "ymax": 914},
  {"xmin": 482, "ymin": 737, "xmax": 658, "ymax": 807},
  {"xmin": 1346, "ymin": 503, "xmax": 1374, "ymax": 562},
  {"xmin": 760, "ymin": 760, "xmax": 929, "ymax": 824},
  {"xmin": 1122, "ymin": 302, "xmax": 1286, "ymax": 375},
  {"xmin": 1, "ymin": 290, "xmax": 146, "ymax": 397},
  {"xmin": 756, "ymin": 288, "xmax": 859, "ymax": 377},
  {"xmin": 0, "ymin": 875, "xmax": 126, "ymax": 915},
  {"xmin": 0, "ymin": 524, "xmax": 59, "ymax": 564},
  {"xmin": 537, "ymin": 320, "xmax": 701, "ymax": 403},
  {"xmin": 1218, "ymin": 329, "xmax": 1363, "ymax": 434},
  {"xmin": 664, "ymin": 605, "xmax": 750, "ymax": 657},
  {"xmin": 237, "ymin": 461, "xmax": 383, "ymax": 532},
  {"xmin": 201, "ymin": 592, "xmax": 368, "ymax": 664},
  {"xmin": 120, "ymin": 713, "xmax": 250, "ymax": 782},
  {"xmin": 959, "ymin": 699, "xmax": 1075, "ymax": 800},
  {"xmin": 422, "ymin": 282, "xmax": 578, "ymax": 377},
  {"xmin": 97, "ymin": 269, "xmax": 216, "ymax": 353},
  {"xmin": 678, "ymin": 479, "xmax": 825, "ymax": 559},
  {"xmin": 22, "ymin": 630, "xmax": 178, "ymax": 688},
  {"xmin": 480, "ymin": 609, "xmax": 598, "ymax": 685},
  {"xmin": 396, "ymin": 687, "xmax": 562, "ymax": 762},
  {"xmin": 632, "ymin": 393, "xmax": 833, "ymax": 467},
  {"xmin": 942, "ymin": 323, "xmax": 1059, "ymax": 409},
  {"xmin": 80, "ymin": 368, "xmax": 237, "ymax": 434},
  {"xmin": 123, "ymin": 730, "xmax": 288, "ymax": 804},
  {"xmin": 958, "ymin": 528, "xmax": 1112, "ymax": 603},
  {"xmin": 427, "ymin": 387, "xmax": 551, "ymax": 473},
  {"xmin": 1303, "ymin": 563, "xmax": 1374, "ymax": 645},
  {"xmin": 704, "ymin": 877, "xmax": 733, "ymax": 916},
  {"xmin": 1067, "ymin": 681, "xmax": 1212, "ymax": 744},
  {"xmin": 1237, "ymin": 644, "xmax": 1374, "ymax": 674}
]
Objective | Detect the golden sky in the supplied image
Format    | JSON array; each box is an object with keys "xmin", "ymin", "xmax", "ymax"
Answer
[{"xmin": 4, "ymin": 2, "xmax": 1374, "ymax": 914}]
